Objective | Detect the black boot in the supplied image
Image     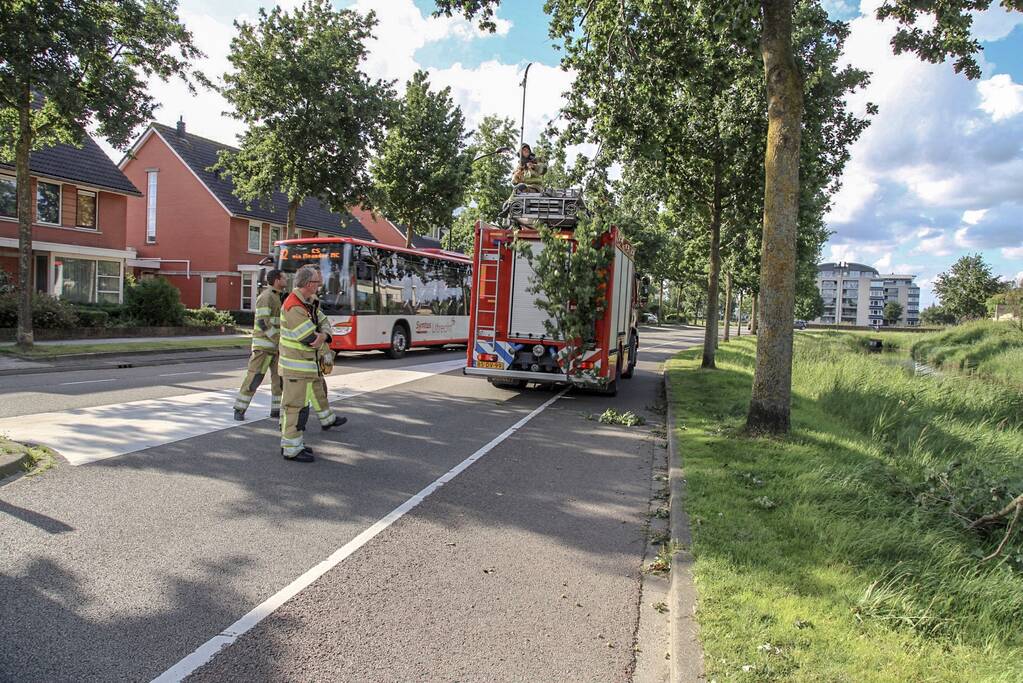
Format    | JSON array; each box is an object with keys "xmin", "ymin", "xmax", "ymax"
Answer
[
  {"xmin": 234, "ymin": 409, "xmax": 245, "ymax": 421},
  {"xmin": 270, "ymin": 409, "xmax": 280, "ymax": 418},
  {"xmin": 321, "ymin": 415, "xmax": 348, "ymax": 432},
  {"xmin": 282, "ymin": 446, "xmax": 314, "ymax": 462}
]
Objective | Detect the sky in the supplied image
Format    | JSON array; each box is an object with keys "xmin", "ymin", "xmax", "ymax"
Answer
[{"xmin": 113, "ymin": 0, "xmax": 1023, "ymax": 307}]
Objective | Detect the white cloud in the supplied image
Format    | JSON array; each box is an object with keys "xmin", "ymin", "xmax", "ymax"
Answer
[
  {"xmin": 962, "ymin": 208, "xmax": 988, "ymax": 224},
  {"xmin": 1002, "ymin": 246, "xmax": 1023, "ymax": 259},
  {"xmin": 977, "ymin": 74, "xmax": 1023, "ymax": 121},
  {"xmin": 971, "ymin": 4, "xmax": 1023, "ymax": 42},
  {"xmin": 873, "ymin": 252, "xmax": 891, "ymax": 269}
]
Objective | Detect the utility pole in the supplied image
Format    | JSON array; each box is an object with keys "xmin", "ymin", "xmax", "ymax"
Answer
[{"xmin": 519, "ymin": 62, "xmax": 533, "ymax": 147}]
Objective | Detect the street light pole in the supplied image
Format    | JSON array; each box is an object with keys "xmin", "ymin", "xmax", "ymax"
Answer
[{"xmin": 519, "ymin": 62, "xmax": 533, "ymax": 147}]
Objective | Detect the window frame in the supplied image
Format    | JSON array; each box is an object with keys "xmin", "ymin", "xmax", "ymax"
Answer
[
  {"xmin": 146, "ymin": 170, "xmax": 158, "ymax": 244},
  {"xmin": 76, "ymin": 189, "xmax": 98, "ymax": 230},
  {"xmin": 36, "ymin": 180, "xmax": 62, "ymax": 226},
  {"xmin": 240, "ymin": 272, "xmax": 255, "ymax": 310},
  {"xmin": 269, "ymin": 224, "xmax": 282, "ymax": 248},
  {"xmin": 247, "ymin": 223, "xmax": 264, "ymax": 254},
  {"xmin": 0, "ymin": 173, "xmax": 16, "ymax": 219}
]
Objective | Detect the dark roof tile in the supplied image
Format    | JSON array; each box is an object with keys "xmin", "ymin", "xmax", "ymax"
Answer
[{"xmin": 1, "ymin": 134, "xmax": 141, "ymax": 196}]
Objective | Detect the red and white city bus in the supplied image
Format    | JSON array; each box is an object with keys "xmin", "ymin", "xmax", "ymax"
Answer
[{"xmin": 272, "ymin": 237, "xmax": 471, "ymax": 357}]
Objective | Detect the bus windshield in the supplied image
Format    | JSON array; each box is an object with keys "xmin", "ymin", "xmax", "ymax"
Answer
[{"xmin": 276, "ymin": 242, "xmax": 351, "ymax": 315}]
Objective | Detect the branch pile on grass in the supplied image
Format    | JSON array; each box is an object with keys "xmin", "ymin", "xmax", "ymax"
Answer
[{"xmin": 969, "ymin": 493, "xmax": 1023, "ymax": 562}]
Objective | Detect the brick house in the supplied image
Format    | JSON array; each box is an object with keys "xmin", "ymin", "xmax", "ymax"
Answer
[
  {"xmin": 118, "ymin": 120, "xmax": 375, "ymax": 311},
  {"xmin": 0, "ymin": 136, "xmax": 142, "ymax": 303}
]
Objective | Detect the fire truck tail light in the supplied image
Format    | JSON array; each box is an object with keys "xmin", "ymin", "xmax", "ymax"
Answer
[
  {"xmin": 579, "ymin": 360, "xmax": 595, "ymax": 370},
  {"xmin": 478, "ymin": 353, "xmax": 498, "ymax": 362}
]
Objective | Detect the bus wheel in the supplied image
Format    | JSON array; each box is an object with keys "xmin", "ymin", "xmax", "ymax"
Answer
[
  {"xmin": 386, "ymin": 323, "xmax": 409, "ymax": 359},
  {"xmin": 621, "ymin": 333, "xmax": 638, "ymax": 379}
]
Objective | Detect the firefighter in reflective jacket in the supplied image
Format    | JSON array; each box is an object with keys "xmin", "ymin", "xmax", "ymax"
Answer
[
  {"xmin": 278, "ymin": 264, "xmax": 347, "ymax": 462},
  {"xmin": 233, "ymin": 268, "xmax": 285, "ymax": 421}
]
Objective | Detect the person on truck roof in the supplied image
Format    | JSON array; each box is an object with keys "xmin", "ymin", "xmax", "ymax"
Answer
[{"xmin": 512, "ymin": 143, "xmax": 546, "ymax": 192}]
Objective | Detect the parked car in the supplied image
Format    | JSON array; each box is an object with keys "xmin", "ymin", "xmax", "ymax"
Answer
[
  {"xmin": 794, "ymin": 319, "xmax": 807, "ymax": 330},
  {"xmin": 643, "ymin": 313, "xmax": 659, "ymax": 324}
]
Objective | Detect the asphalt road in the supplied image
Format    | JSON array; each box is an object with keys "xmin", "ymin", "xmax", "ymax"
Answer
[{"xmin": 0, "ymin": 325, "xmax": 703, "ymax": 682}]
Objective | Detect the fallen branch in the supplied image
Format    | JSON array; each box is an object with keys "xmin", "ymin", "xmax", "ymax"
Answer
[
  {"xmin": 981, "ymin": 503, "xmax": 1021, "ymax": 563},
  {"xmin": 968, "ymin": 493, "xmax": 1023, "ymax": 530}
]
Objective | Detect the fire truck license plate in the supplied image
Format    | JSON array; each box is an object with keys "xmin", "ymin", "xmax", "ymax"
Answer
[{"xmin": 476, "ymin": 361, "xmax": 504, "ymax": 369}]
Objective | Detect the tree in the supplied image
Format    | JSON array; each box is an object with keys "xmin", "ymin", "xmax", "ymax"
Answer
[
  {"xmin": 371, "ymin": 70, "xmax": 471, "ymax": 248},
  {"xmin": 436, "ymin": 0, "xmax": 1019, "ymax": 433},
  {"xmin": 883, "ymin": 301, "xmax": 903, "ymax": 326},
  {"xmin": 794, "ymin": 289, "xmax": 824, "ymax": 321},
  {"xmin": 0, "ymin": 0, "xmax": 202, "ymax": 348},
  {"xmin": 215, "ymin": 1, "xmax": 392, "ymax": 236},
  {"xmin": 920, "ymin": 304, "xmax": 957, "ymax": 326},
  {"xmin": 449, "ymin": 115, "xmax": 517, "ymax": 252},
  {"xmin": 932, "ymin": 254, "xmax": 1008, "ymax": 322}
]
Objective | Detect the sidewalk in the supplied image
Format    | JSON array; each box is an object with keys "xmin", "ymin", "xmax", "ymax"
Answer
[{"xmin": 0, "ymin": 335, "xmax": 251, "ymax": 376}]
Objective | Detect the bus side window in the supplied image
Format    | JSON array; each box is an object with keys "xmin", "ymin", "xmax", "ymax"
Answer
[{"xmin": 355, "ymin": 257, "xmax": 378, "ymax": 314}]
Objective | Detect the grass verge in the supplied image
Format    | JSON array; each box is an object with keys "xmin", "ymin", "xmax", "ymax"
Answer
[
  {"xmin": 668, "ymin": 332, "xmax": 1022, "ymax": 682},
  {"xmin": 0, "ymin": 337, "xmax": 250, "ymax": 358}
]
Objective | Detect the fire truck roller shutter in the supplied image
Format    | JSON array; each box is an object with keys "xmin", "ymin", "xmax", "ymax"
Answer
[{"xmin": 509, "ymin": 240, "xmax": 558, "ymax": 339}]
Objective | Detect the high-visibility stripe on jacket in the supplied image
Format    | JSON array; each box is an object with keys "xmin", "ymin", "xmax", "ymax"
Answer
[
  {"xmin": 251, "ymin": 286, "xmax": 283, "ymax": 353},
  {"xmin": 279, "ymin": 290, "xmax": 322, "ymax": 377}
]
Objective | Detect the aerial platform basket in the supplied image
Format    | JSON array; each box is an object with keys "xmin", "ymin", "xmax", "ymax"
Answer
[{"xmin": 501, "ymin": 187, "xmax": 584, "ymax": 229}]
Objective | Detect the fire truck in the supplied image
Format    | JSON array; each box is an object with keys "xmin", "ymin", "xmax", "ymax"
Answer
[{"xmin": 463, "ymin": 188, "xmax": 643, "ymax": 396}]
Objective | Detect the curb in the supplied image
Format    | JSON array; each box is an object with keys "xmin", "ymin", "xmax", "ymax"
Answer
[
  {"xmin": 0, "ymin": 449, "xmax": 31, "ymax": 479},
  {"xmin": 665, "ymin": 372, "xmax": 704, "ymax": 681},
  {"xmin": 0, "ymin": 347, "xmax": 251, "ymax": 377}
]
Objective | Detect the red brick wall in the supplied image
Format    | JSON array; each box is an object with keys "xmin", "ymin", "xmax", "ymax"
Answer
[
  {"xmin": 0, "ymin": 179, "xmax": 129, "ymax": 251},
  {"xmin": 121, "ymin": 130, "xmax": 232, "ymax": 271}
]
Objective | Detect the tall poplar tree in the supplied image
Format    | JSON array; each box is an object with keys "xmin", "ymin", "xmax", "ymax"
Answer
[
  {"xmin": 215, "ymin": 1, "xmax": 392, "ymax": 235},
  {"xmin": 449, "ymin": 114, "xmax": 516, "ymax": 252},
  {"xmin": 370, "ymin": 70, "xmax": 471, "ymax": 248},
  {"xmin": 0, "ymin": 0, "xmax": 202, "ymax": 348}
]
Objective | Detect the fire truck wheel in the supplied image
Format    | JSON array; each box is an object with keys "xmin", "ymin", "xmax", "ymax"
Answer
[
  {"xmin": 488, "ymin": 378, "xmax": 527, "ymax": 390},
  {"xmin": 386, "ymin": 323, "xmax": 410, "ymax": 359},
  {"xmin": 599, "ymin": 355, "xmax": 621, "ymax": 396},
  {"xmin": 621, "ymin": 333, "xmax": 638, "ymax": 379}
]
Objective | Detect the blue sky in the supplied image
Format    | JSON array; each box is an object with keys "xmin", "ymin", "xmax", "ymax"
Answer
[{"xmin": 142, "ymin": 1, "xmax": 1023, "ymax": 305}]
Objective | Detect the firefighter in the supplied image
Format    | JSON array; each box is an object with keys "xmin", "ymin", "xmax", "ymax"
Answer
[
  {"xmin": 233, "ymin": 268, "xmax": 286, "ymax": 421},
  {"xmin": 512, "ymin": 143, "xmax": 546, "ymax": 192},
  {"xmin": 278, "ymin": 264, "xmax": 346, "ymax": 462}
]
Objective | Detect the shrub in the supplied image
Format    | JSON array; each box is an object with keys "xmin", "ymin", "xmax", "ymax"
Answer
[
  {"xmin": 0, "ymin": 269, "xmax": 14, "ymax": 294},
  {"xmin": 74, "ymin": 308, "xmax": 110, "ymax": 328},
  {"xmin": 184, "ymin": 307, "xmax": 235, "ymax": 328},
  {"xmin": 124, "ymin": 277, "xmax": 185, "ymax": 327},
  {"xmin": 0, "ymin": 292, "xmax": 79, "ymax": 329},
  {"xmin": 229, "ymin": 309, "xmax": 255, "ymax": 327}
]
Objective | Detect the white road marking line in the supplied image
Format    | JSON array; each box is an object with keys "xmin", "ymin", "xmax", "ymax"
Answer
[
  {"xmin": 58, "ymin": 379, "xmax": 118, "ymax": 386},
  {"xmin": 151, "ymin": 388, "xmax": 567, "ymax": 683},
  {"xmin": 158, "ymin": 371, "xmax": 203, "ymax": 377},
  {"xmin": 0, "ymin": 358, "xmax": 466, "ymax": 466}
]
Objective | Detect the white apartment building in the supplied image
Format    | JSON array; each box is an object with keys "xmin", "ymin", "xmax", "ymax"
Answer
[{"xmin": 815, "ymin": 262, "xmax": 920, "ymax": 326}]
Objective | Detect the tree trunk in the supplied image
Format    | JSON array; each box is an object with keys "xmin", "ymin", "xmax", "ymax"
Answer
[
  {"xmin": 287, "ymin": 197, "xmax": 299, "ymax": 238},
  {"xmin": 701, "ymin": 162, "xmax": 723, "ymax": 369},
  {"xmin": 659, "ymin": 279, "xmax": 664, "ymax": 320},
  {"xmin": 723, "ymin": 272, "xmax": 733, "ymax": 342},
  {"xmin": 737, "ymin": 290, "xmax": 743, "ymax": 337},
  {"xmin": 747, "ymin": 0, "xmax": 803, "ymax": 434},
  {"xmin": 16, "ymin": 86, "xmax": 34, "ymax": 349},
  {"xmin": 405, "ymin": 225, "xmax": 413, "ymax": 249},
  {"xmin": 751, "ymin": 292, "xmax": 759, "ymax": 334}
]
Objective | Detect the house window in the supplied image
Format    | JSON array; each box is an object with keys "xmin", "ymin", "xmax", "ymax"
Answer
[
  {"xmin": 241, "ymin": 272, "xmax": 255, "ymax": 310},
  {"xmin": 0, "ymin": 175, "xmax": 15, "ymax": 219},
  {"xmin": 36, "ymin": 181, "xmax": 61, "ymax": 225},
  {"xmin": 146, "ymin": 171, "xmax": 158, "ymax": 243},
  {"xmin": 97, "ymin": 260, "xmax": 121, "ymax": 303},
  {"xmin": 76, "ymin": 190, "xmax": 97, "ymax": 229},
  {"xmin": 51, "ymin": 257, "xmax": 123, "ymax": 303},
  {"xmin": 248, "ymin": 223, "xmax": 263, "ymax": 253},
  {"xmin": 269, "ymin": 225, "xmax": 281, "ymax": 247}
]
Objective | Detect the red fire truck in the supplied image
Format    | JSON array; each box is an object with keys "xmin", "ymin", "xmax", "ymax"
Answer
[{"xmin": 464, "ymin": 207, "xmax": 642, "ymax": 395}]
